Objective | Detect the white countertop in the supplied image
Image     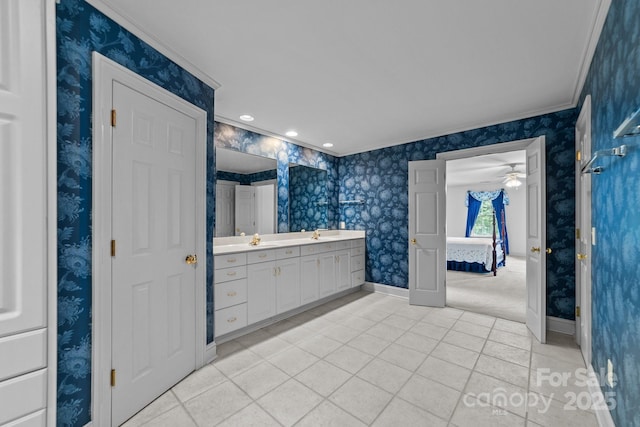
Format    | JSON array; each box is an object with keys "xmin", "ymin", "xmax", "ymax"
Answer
[{"xmin": 213, "ymin": 230, "xmax": 365, "ymax": 255}]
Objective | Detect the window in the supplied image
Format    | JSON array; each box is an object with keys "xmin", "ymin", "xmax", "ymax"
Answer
[{"xmin": 471, "ymin": 200, "xmax": 496, "ymax": 237}]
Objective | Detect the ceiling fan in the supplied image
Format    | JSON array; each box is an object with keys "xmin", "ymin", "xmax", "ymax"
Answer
[{"xmin": 501, "ymin": 163, "xmax": 526, "ymax": 188}]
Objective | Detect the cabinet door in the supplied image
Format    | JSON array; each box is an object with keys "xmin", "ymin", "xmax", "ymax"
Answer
[
  {"xmin": 276, "ymin": 258, "xmax": 301, "ymax": 314},
  {"xmin": 247, "ymin": 261, "xmax": 276, "ymax": 324},
  {"xmin": 300, "ymin": 256, "xmax": 319, "ymax": 305},
  {"xmin": 318, "ymin": 253, "xmax": 336, "ymax": 298},
  {"xmin": 335, "ymin": 251, "xmax": 351, "ymax": 291}
]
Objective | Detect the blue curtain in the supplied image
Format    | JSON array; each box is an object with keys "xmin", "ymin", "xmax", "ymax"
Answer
[
  {"xmin": 492, "ymin": 192, "xmax": 510, "ymax": 254},
  {"xmin": 465, "ymin": 193, "xmax": 482, "ymax": 237}
]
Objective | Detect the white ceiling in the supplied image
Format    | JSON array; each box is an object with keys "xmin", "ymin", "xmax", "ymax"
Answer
[
  {"xmin": 217, "ymin": 148, "xmax": 276, "ymax": 174},
  {"xmin": 95, "ymin": 0, "xmax": 605, "ymax": 156},
  {"xmin": 446, "ymin": 150, "xmax": 526, "ymax": 187}
]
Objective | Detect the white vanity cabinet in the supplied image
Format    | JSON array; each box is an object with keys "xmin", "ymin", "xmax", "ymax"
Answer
[{"xmin": 214, "ymin": 236, "xmax": 365, "ymax": 340}]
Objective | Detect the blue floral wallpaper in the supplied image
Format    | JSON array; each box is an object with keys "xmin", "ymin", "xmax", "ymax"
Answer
[
  {"xmin": 56, "ymin": 1, "xmax": 215, "ymax": 425},
  {"xmin": 214, "ymin": 122, "xmax": 339, "ymax": 232},
  {"xmin": 289, "ymin": 165, "xmax": 329, "ymax": 231},
  {"xmin": 339, "ymin": 109, "xmax": 578, "ymax": 319},
  {"xmin": 578, "ymin": 0, "xmax": 640, "ymax": 425},
  {"xmin": 217, "ymin": 169, "xmax": 278, "ymax": 184}
]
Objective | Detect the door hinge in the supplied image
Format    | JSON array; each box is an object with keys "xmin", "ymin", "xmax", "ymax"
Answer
[
  {"xmin": 576, "ymin": 228, "xmax": 581, "ymax": 240},
  {"xmin": 576, "ymin": 150, "xmax": 581, "ymax": 162},
  {"xmin": 111, "ymin": 240, "xmax": 116, "ymax": 257},
  {"xmin": 110, "ymin": 369, "xmax": 116, "ymax": 387},
  {"xmin": 576, "ymin": 306, "xmax": 581, "ymax": 318},
  {"xmin": 111, "ymin": 109, "xmax": 117, "ymax": 127}
]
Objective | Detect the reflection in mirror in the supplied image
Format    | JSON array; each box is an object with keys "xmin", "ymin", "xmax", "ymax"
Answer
[
  {"xmin": 215, "ymin": 148, "xmax": 277, "ymax": 237},
  {"xmin": 289, "ymin": 164, "xmax": 328, "ymax": 232}
]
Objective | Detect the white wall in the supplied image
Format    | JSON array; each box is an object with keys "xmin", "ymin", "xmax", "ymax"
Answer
[{"xmin": 446, "ymin": 181, "xmax": 526, "ymax": 256}]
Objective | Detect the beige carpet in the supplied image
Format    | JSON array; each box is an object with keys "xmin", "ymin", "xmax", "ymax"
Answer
[{"xmin": 446, "ymin": 256, "xmax": 526, "ymax": 323}]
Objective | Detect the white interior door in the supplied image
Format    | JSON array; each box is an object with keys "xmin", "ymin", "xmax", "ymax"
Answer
[
  {"xmin": 575, "ymin": 96, "xmax": 592, "ymax": 364},
  {"xmin": 255, "ymin": 184, "xmax": 275, "ymax": 234},
  {"xmin": 111, "ymin": 81, "xmax": 197, "ymax": 426},
  {"xmin": 525, "ymin": 136, "xmax": 547, "ymax": 343},
  {"xmin": 409, "ymin": 160, "xmax": 446, "ymax": 307},
  {"xmin": 235, "ymin": 185, "xmax": 255, "ymax": 235},
  {"xmin": 215, "ymin": 182, "xmax": 236, "ymax": 237}
]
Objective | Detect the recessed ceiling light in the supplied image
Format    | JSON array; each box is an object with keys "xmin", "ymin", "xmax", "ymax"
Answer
[
  {"xmin": 323, "ymin": 142, "xmax": 334, "ymax": 148},
  {"xmin": 239, "ymin": 114, "xmax": 254, "ymax": 122},
  {"xmin": 285, "ymin": 130, "xmax": 298, "ymax": 137}
]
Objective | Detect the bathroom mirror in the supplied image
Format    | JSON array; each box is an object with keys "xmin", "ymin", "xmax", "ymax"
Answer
[
  {"xmin": 289, "ymin": 164, "xmax": 328, "ymax": 232},
  {"xmin": 215, "ymin": 148, "xmax": 277, "ymax": 237}
]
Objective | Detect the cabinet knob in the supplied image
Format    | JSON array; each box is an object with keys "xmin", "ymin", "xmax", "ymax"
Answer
[
  {"xmin": 227, "ymin": 317, "xmax": 237, "ymax": 323},
  {"xmin": 227, "ymin": 291, "xmax": 237, "ymax": 297}
]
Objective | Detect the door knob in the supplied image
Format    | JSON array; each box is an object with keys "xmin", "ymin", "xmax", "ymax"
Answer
[
  {"xmin": 185, "ymin": 254, "xmax": 198, "ymax": 265},
  {"xmin": 530, "ymin": 247, "xmax": 541, "ymax": 253},
  {"xmin": 546, "ymin": 248, "xmax": 552, "ymax": 254},
  {"xmin": 410, "ymin": 238, "xmax": 417, "ymax": 245},
  {"xmin": 577, "ymin": 253, "xmax": 587, "ymax": 260}
]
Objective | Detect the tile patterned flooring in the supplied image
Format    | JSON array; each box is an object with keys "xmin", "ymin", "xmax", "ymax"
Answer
[{"xmin": 123, "ymin": 291, "xmax": 599, "ymax": 427}]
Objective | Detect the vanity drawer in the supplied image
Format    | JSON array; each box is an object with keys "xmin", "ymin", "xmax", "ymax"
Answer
[
  {"xmin": 248, "ymin": 249, "xmax": 276, "ymax": 264},
  {"xmin": 300, "ymin": 244, "xmax": 319, "ymax": 256},
  {"xmin": 0, "ymin": 369, "xmax": 47, "ymax": 425},
  {"xmin": 351, "ymin": 255, "xmax": 365, "ymax": 272},
  {"xmin": 316, "ymin": 242, "xmax": 337, "ymax": 253},
  {"xmin": 215, "ymin": 279, "xmax": 248, "ymax": 310},
  {"xmin": 351, "ymin": 239, "xmax": 365, "ymax": 249},
  {"xmin": 215, "ymin": 253, "xmax": 247, "ymax": 270},
  {"xmin": 351, "ymin": 244, "xmax": 365, "ymax": 256},
  {"xmin": 215, "ymin": 266, "xmax": 247, "ymax": 284},
  {"xmin": 276, "ymin": 246, "xmax": 300, "ymax": 259},
  {"xmin": 333, "ymin": 240, "xmax": 351, "ymax": 251},
  {"xmin": 215, "ymin": 303, "xmax": 247, "ymax": 337},
  {"xmin": 351, "ymin": 270, "xmax": 365, "ymax": 287}
]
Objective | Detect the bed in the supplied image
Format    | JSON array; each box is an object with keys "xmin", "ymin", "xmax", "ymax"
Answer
[{"xmin": 447, "ymin": 210, "xmax": 506, "ymax": 276}]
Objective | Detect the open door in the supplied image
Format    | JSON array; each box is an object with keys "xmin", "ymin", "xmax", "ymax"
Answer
[
  {"xmin": 575, "ymin": 96, "xmax": 592, "ymax": 364},
  {"xmin": 408, "ymin": 159, "xmax": 446, "ymax": 306},
  {"xmin": 525, "ymin": 136, "xmax": 547, "ymax": 343},
  {"xmin": 235, "ymin": 185, "xmax": 255, "ymax": 235}
]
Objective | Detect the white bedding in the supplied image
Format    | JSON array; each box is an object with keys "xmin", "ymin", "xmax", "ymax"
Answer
[{"xmin": 446, "ymin": 237, "xmax": 504, "ymax": 271}]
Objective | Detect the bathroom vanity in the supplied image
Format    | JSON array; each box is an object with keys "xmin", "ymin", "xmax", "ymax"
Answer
[{"xmin": 213, "ymin": 231, "xmax": 365, "ymax": 341}]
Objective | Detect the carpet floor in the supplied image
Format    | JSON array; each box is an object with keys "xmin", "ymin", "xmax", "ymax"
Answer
[{"xmin": 445, "ymin": 256, "xmax": 526, "ymax": 323}]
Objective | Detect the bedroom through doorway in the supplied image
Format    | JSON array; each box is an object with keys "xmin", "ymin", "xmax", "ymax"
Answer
[{"xmin": 444, "ymin": 150, "xmax": 527, "ymax": 323}]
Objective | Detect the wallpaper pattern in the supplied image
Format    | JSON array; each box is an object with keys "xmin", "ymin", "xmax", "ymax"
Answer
[
  {"xmin": 217, "ymin": 169, "xmax": 278, "ymax": 184},
  {"xmin": 214, "ymin": 122, "xmax": 339, "ymax": 232},
  {"xmin": 56, "ymin": 1, "xmax": 215, "ymax": 425},
  {"xmin": 579, "ymin": 0, "xmax": 640, "ymax": 424},
  {"xmin": 339, "ymin": 109, "xmax": 578, "ymax": 320},
  {"xmin": 289, "ymin": 165, "xmax": 329, "ymax": 232}
]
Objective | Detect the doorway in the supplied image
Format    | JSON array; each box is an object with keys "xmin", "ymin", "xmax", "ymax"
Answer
[
  {"xmin": 408, "ymin": 137, "xmax": 547, "ymax": 343},
  {"xmin": 92, "ymin": 53, "xmax": 207, "ymax": 426}
]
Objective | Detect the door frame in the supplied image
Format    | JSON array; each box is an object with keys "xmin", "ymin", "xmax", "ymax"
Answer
[
  {"xmin": 435, "ymin": 137, "xmax": 546, "ymax": 329},
  {"xmin": 575, "ymin": 95, "xmax": 592, "ymax": 363},
  {"xmin": 91, "ymin": 53, "xmax": 207, "ymax": 426}
]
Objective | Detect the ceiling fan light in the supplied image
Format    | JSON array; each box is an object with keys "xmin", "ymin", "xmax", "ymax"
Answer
[{"xmin": 505, "ymin": 177, "xmax": 522, "ymax": 188}]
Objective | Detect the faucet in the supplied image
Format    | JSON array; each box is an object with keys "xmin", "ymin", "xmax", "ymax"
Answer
[
  {"xmin": 311, "ymin": 229, "xmax": 320, "ymax": 240},
  {"xmin": 249, "ymin": 233, "xmax": 261, "ymax": 246}
]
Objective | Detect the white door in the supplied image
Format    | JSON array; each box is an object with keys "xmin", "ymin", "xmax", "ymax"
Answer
[
  {"xmin": 300, "ymin": 256, "xmax": 319, "ymax": 305},
  {"xmin": 525, "ymin": 136, "xmax": 547, "ymax": 343},
  {"xmin": 0, "ymin": 0, "xmax": 51, "ymax": 423},
  {"xmin": 335, "ymin": 251, "xmax": 351, "ymax": 291},
  {"xmin": 215, "ymin": 183, "xmax": 236, "ymax": 237},
  {"xmin": 111, "ymin": 81, "xmax": 197, "ymax": 426},
  {"xmin": 408, "ymin": 160, "xmax": 446, "ymax": 306},
  {"xmin": 318, "ymin": 253, "xmax": 337, "ymax": 298},
  {"xmin": 255, "ymin": 184, "xmax": 275, "ymax": 234},
  {"xmin": 235, "ymin": 186, "xmax": 255, "ymax": 235},
  {"xmin": 276, "ymin": 258, "xmax": 301, "ymax": 313},
  {"xmin": 575, "ymin": 96, "xmax": 592, "ymax": 364},
  {"xmin": 247, "ymin": 261, "xmax": 276, "ymax": 323}
]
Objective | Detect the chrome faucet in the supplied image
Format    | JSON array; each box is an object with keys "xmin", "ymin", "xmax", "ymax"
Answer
[
  {"xmin": 311, "ymin": 229, "xmax": 320, "ymax": 240},
  {"xmin": 249, "ymin": 233, "xmax": 261, "ymax": 246}
]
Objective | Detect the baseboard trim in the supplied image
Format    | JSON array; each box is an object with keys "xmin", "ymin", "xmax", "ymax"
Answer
[
  {"xmin": 546, "ymin": 316, "xmax": 575, "ymax": 336},
  {"xmin": 205, "ymin": 342, "xmax": 217, "ymax": 364},
  {"xmin": 363, "ymin": 282, "xmax": 409, "ymax": 299},
  {"xmin": 586, "ymin": 364, "xmax": 616, "ymax": 427}
]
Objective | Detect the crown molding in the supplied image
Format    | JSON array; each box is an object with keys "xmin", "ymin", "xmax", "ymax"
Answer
[
  {"xmin": 85, "ymin": 0, "xmax": 221, "ymax": 90},
  {"xmin": 571, "ymin": 0, "xmax": 612, "ymax": 104}
]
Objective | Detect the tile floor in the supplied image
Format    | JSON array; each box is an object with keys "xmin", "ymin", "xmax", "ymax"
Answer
[{"xmin": 123, "ymin": 291, "xmax": 599, "ymax": 427}]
